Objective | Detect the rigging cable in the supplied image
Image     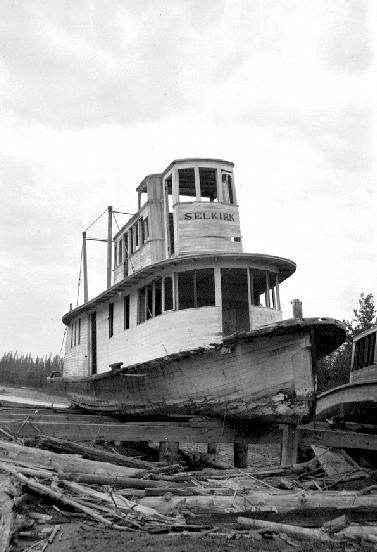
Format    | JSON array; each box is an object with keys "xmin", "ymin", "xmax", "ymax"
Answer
[
  {"xmin": 84, "ymin": 207, "xmax": 108, "ymax": 233},
  {"xmin": 112, "ymin": 211, "xmax": 121, "ymax": 232},
  {"xmin": 59, "ymin": 327, "xmax": 67, "ymax": 358}
]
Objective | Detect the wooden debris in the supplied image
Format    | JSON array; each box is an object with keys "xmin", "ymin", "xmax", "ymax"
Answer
[
  {"xmin": 0, "ymin": 474, "xmax": 18, "ymax": 552},
  {"xmin": 311, "ymin": 445, "xmax": 360, "ymax": 477},
  {"xmin": 0, "ymin": 440, "xmax": 143, "ymax": 478},
  {"xmin": 237, "ymin": 516, "xmax": 332, "ymax": 542},
  {"xmin": 37, "ymin": 435, "xmax": 160, "ymax": 469}
]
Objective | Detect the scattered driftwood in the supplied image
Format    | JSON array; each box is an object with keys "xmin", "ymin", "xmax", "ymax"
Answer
[
  {"xmin": 1, "ymin": 416, "xmax": 377, "ymax": 548},
  {"xmin": 0, "ymin": 440, "xmax": 143, "ymax": 478}
]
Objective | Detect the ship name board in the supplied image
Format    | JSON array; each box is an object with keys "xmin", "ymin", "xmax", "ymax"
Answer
[{"xmin": 184, "ymin": 212, "xmax": 235, "ymax": 221}]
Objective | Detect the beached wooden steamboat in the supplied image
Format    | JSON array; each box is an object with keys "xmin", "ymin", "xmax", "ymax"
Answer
[
  {"xmin": 316, "ymin": 325, "xmax": 377, "ymax": 422},
  {"xmin": 57, "ymin": 158, "xmax": 345, "ymax": 423}
]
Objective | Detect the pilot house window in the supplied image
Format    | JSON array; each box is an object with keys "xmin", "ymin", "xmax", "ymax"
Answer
[{"xmin": 178, "ymin": 269, "xmax": 215, "ymax": 310}]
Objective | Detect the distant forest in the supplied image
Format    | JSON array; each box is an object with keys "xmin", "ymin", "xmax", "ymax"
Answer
[{"xmin": 0, "ymin": 352, "xmax": 63, "ymax": 389}]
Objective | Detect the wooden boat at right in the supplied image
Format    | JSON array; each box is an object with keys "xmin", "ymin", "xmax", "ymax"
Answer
[{"xmin": 316, "ymin": 325, "xmax": 377, "ymax": 422}]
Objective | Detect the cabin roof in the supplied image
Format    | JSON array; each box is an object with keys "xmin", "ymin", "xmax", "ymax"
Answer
[
  {"xmin": 62, "ymin": 252, "xmax": 296, "ymax": 326},
  {"xmin": 135, "ymin": 159, "xmax": 234, "ymax": 193},
  {"xmin": 353, "ymin": 324, "xmax": 377, "ymax": 342},
  {"xmin": 161, "ymin": 158, "xmax": 234, "ymax": 178}
]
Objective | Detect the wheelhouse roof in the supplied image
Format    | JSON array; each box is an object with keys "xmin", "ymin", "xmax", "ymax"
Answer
[
  {"xmin": 62, "ymin": 252, "xmax": 296, "ymax": 326},
  {"xmin": 136, "ymin": 158, "xmax": 234, "ymax": 193}
]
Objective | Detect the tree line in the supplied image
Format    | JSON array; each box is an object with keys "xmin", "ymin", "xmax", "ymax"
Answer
[{"xmin": 0, "ymin": 352, "xmax": 63, "ymax": 389}]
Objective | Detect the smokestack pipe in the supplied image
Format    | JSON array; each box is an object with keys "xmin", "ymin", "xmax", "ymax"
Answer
[{"xmin": 291, "ymin": 299, "xmax": 303, "ymax": 319}]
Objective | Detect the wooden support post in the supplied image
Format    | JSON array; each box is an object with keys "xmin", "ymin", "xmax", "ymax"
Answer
[
  {"xmin": 207, "ymin": 443, "xmax": 218, "ymax": 455},
  {"xmin": 234, "ymin": 440, "xmax": 248, "ymax": 468},
  {"xmin": 107, "ymin": 206, "xmax": 113, "ymax": 289},
  {"xmin": 159, "ymin": 441, "xmax": 179, "ymax": 465},
  {"xmin": 280, "ymin": 424, "xmax": 298, "ymax": 466},
  {"xmin": 82, "ymin": 231, "xmax": 88, "ymax": 303}
]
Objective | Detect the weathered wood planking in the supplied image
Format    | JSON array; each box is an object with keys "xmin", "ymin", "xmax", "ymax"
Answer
[
  {"xmin": 299, "ymin": 427, "xmax": 377, "ymax": 450},
  {"xmin": 0, "ymin": 418, "xmax": 281, "ymax": 443},
  {"xmin": 316, "ymin": 381, "xmax": 377, "ymax": 417}
]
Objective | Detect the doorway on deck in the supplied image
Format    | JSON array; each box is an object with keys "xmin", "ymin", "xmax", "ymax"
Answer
[
  {"xmin": 221, "ymin": 268, "xmax": 250, "ymax": 336},
  {"xmin": 90, "ymin": 312, "xmax": 97, "ymax": 375}
]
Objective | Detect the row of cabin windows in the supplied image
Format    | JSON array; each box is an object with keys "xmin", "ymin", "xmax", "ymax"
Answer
[
  {"xmin": 171, "ymin": 168, "xmax": 235, "ymax": 204},
  {"xmin": 352, "ymin": 332, "xmax": 376, "ymax": 371},
  {"xmin": 106, "ymin": 268, "xmax": 280, "ymax": 336},
  {"xmin": 114, "ymin": 217, "xmax": 149, "ymax": 267},
  {"xmin": 70, "ymin": 318, "xmax": 81, "ymax": 348}
]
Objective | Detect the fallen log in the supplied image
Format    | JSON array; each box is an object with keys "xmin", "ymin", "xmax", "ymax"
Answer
[
  {"xmin": 0, "ymin": 440, "xmax": 142, "ymax": 478},
  {"xmin": 138, "ymin": 489, "xmax": 377, "ymax": 515},
  {"xmin": 334, "ymin": 524, "xmax": 377, "ymax": 542},
  {"xmin": 237, "ymin": 517, "xmax": 331, "ymax": 543},
  {"xmin": 0, "ymin": 475, "xmax": 18, "ymax": 552},
  {"xmin": 37, "ymin": 435, "xmax": 160, "ymax": 470},
  {"xmin": 58, "ymin": 473, "xmax": 180, "ymax": 489}
]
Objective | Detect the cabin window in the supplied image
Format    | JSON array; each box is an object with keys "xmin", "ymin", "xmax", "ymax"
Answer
[
  {"xmin": 130, "ymin": 226, "xmax": 134, "ymax": 254},
  {"xmin": 138, "ymin": 288, "xmax": 146, "ymax": 323},
  {"xmin": 135, "ymin": 222, "xmax": 139, "ymax": 249},
  {"xmin": 353, "ymin": 332, "xmax": 376, "ymax": 371},
  {"xmin": 178, "ymin": 271, "xmax": 195, "ymax": 310},
  {"xmin": 71, "ymin": 319, "xmax": 81, "ymax": 348},
  {"xmin": 118, "ymin": 237, "xmax": 123, "ymax": 264},
  {"xmin": 196, "ymin": 268, "xmax": 215, "ymax": 307},
  {"xmin": 164, "ymin": 276, "xmax": 174, "ymax": 311},
  {"xmin": 178, "ymin": 269, "xmax": 215, "ymax": 310},
  {"xmin": 143, "ymin": 217, "xmax": 149, "ymax": 242},
  {"xmin": 146, "ymin": 285, "xmax": 153, "ymax": 319},
  {"xmin": 178, "ymin": 168, "xmax": 196, "ymax": 202},
  {"xmin": 222, "ymin": 172, "xmax": 234, "ymax": 204},
  {"xmin": 114, "ymin": 243, "xmax": 118, "ymax": 267},
  {"xmin": 137, "ymin": 279, "xmax": 164, "ymax": 323},
  {"xmin": 199, "ymin": 168, "xmax": 217, "ymax": 202},
  {"xmin": 108, "ymin": 303, "xmax": 114, "ymax": 338},
  {"xmin": 124, "ymin": 295, "xmax": 130, "ymax": 330},
  {"xmin": 155, "ymin": 278, "xmax": 162, "ymax": 316}
]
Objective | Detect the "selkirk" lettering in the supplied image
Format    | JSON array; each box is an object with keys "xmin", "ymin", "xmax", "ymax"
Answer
[{"xmin": 184, "ymin": 212, "xmax": 235, "ymax": 221}]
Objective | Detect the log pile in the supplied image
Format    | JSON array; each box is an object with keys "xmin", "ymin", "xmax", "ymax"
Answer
[{"xmin": 1, "ymin": 433, "xmax": 377, "ymax": 551}]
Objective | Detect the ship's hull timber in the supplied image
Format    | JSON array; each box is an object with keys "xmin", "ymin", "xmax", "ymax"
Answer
[
  {"xmin": 55, "ymin": 318, "xmax": 345, "ymax": 424},
  {"xmin": 316, "ymin": 381, "xmax": 377, "ymax": 423}
]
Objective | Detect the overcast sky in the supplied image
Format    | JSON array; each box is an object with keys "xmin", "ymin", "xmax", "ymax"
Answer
[{"xmin": 0, "ymin": 0, "xmax": 376, "ymax": 357}]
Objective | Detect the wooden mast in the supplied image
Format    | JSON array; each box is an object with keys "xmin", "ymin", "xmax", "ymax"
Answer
[
  {"xmin": 107, "ymin": 206, "xmax": 113, "ymax": 289},
  {"xmin": 82, "ymin": 231, "xmax": 88, "ymax": 303}
]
